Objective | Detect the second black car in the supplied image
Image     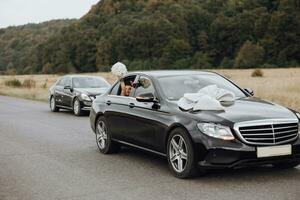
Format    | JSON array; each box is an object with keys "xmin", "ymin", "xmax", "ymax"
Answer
[{"xmin": 49, "ymin": 75, "xmax": 110, "ymax": 116}]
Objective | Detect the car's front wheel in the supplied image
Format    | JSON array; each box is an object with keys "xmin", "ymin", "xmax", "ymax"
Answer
[
  {"xmin": 73, "ymin": 98, "xmax": 83, "ymax": 116},
  {"xmin": 50, "ymin": 96, "xmax": 59, "ymax": 112},
  {"xmin": 273, "ymin": 161, "xmax": 300, "ymax": 169},
  {"xmin": 95, "ymin": 116, "xmax": 120, "ymax": 154},
  {"xmin": 167, "ymin": 128, "xmax": 200, "ymax": 178}
]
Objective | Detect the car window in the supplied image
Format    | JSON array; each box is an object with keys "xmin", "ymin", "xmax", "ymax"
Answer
[
  {"xmin": 72, "ymin": 77, "xmax": 110, "ymax": 88},
  {"xmin": 64, "ymin": 77, "xmax": 72, "ymax": 87},
  {"xmin": 110, "ymin": 75, "xmax": 137, "ymax": 97},
  {"xmin": 57, "ymin": 77, "xmax": 66, "ymax": 86},
  {"xmin": 133, "ymin": 76, "xmax": 155, "ymax": 98},
  {"xmin": 157, "ymin": 74, "xmax": 246, "ymax": 100},
  {"xmin": 110, "ymin": 82, "xmax": 121, "ymax": 95}
]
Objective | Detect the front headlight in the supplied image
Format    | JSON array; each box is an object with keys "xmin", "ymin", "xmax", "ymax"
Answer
[
  {"xmin": 297, "ymin": 113, "xmax": 300, "ymax": 135},
  {"xmin": 81, "ymin": 94, "xmax": 91, "ymax": 101},
  {"xmin": 197, "ymin": 123, "xmax": 235, "ymax": 140},
  {"xmin": 295, "ymin": 113, "xmax": 300, "ymax": 135}
]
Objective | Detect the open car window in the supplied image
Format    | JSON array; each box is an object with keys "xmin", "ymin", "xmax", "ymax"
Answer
[{"xmin": 109, "ymin": 75, "xmax": 137, "ymax": 96}]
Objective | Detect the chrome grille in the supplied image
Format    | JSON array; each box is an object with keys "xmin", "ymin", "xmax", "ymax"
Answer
[{"xmin": 234, "ymin": 119, "xmax": 299, "ymax": 146}]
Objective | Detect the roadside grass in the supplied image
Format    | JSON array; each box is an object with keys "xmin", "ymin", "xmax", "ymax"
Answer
[
  {"xmin": 251, "ymin": 69, "xmax": 264, "ymax": 77},
  {"xmin": 0, "ymin": 68, "xmax": 299, "ymax": 111},
  {"xmin": 22, "ymin": 78, "xmax": 37, "ymax": 88},
  {"xmin": 0, "ymin": 73, "xmax": 115, "ymax": 102},
  {"xmin": 216, "ymin": 68, "xmax": 300, "ymax": 111},
  {"xmin": 4, "ymin": 78, "xmax": 22, "ymax": 87}
]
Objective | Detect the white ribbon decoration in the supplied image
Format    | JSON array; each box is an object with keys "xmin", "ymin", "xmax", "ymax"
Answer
[
  {"xmin": 111, "ymin": 62, "xmax": 128, "ymax": 79},
  {"xmin": 177, "ymin": 85, "xmax": 235, "ymax": 111}
]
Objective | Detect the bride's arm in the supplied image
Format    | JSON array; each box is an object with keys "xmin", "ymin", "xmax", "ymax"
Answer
[{"xmin": 120, "ymin": 81, "xmax": 126, "ymax": 96}]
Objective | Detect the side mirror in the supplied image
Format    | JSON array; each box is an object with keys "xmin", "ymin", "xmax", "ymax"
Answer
[
  {"xmin": 64, "ymin": 85, "xmax": 73, "ymax": 91},
  {"xmin": 136, "ymin": 96, "xmax": 155, "ymax": 103},
  {"xmin": 136, "ymin": 94, "xmax": 160, "ymax": 109},
  {"xmin": 136, "ymin": 93, "xmax": 159, "ymax": 103},
  {"xmin": 244, "ymin": 88, "xmax": 254, "ymax": 96}
]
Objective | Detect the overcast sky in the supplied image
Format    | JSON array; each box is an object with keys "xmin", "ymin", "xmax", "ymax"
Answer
[{"xmin": 0, "ymin": 0, "xmax": 99, "ymax": 28}]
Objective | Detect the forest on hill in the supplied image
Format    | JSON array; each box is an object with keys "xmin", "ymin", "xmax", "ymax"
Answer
[
  {"xmin": 0, "ymin": 0, "xmax": 300, "ymax": 74},
  {"xmin": 0, "ymin": 19, "xmax": 76, "ymax": 74}
]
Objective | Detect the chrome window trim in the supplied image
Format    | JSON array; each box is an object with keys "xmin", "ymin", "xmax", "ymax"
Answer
[
  {"xmin": 234, "ymin": 118, "xmax": 299, "ymax": 146},
  {"xmin": 107, "ymin": 94, "xmax": 136, "ymax": 100}
]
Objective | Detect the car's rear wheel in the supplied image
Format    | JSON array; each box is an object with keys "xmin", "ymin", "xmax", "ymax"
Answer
[
  {"xmin": 273, "ymin": 161, "xmax": 300, "ymax": 169},
  {"xmin": 95, "ymin": 116, "xmax": 120, "ymax": 154},
  {"xmin": 73, "ymin": 98, "xmax": 83, "ymax": 116},
  {"xmin": 50, "ymin": 96, "xmax": 59, "ymax": 112},
  {"xmin": 167, "ymin": 128, "xmax": 200, "ymax": 178}
]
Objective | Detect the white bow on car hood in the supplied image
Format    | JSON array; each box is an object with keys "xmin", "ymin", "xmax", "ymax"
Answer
[{"xmin": 177, "ymin": 85, "xmax": 235, "ymax": 111}]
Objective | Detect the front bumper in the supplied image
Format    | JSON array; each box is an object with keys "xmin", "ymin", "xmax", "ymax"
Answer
[
  {"xmin": 81, "ymin": 100, "xmax": 93, "ymax": 111},
  {"xmin": 89, "ymin": 105, "xmax": 97, "ymax": 133},
  {"xmin": 190, "ymin": 130, "xmax": 300, "ymax": 169},
  {"xmin": 198, "ymin": 145, "xmax": 300, "ymax": 169}
]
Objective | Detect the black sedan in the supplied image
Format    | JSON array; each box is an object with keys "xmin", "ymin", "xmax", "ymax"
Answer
[
  {"xmin": 89, "ymin": 71, "xmax": 300, "ymax": 178},
  {"xmin": 49, "ymin": 75, "xmax": 110, "ymax": 116}
]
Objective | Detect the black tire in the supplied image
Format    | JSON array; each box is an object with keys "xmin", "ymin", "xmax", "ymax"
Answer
[
  {"xmin": 167, "ymin": 128, "xmax": 202, "ymax": 179},
  {"xmin": 73, "ymin": 98, "xmax": 83, "ymax": 116},
  {"xmin": 50, "ymin": 96, "xmax": 59, "ymax": 112},
  {"xmin": 273, "ymin": 161, "xmax": 300, "ymax": 169},
  {"xmin": 95, "ymin": 116, "xmax": 120, "ymax": 154}
]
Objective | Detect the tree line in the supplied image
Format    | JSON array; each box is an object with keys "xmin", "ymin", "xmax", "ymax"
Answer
[
  {"xmin": 0, "ymin": 0, "xmax": 300, "ymax": 74},
  {"xmin": 0, "ymin": 19, "xmax": 75, "ymax": 74}
]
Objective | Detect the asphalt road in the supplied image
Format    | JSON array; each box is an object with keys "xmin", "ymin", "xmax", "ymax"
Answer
[{"xmin": 0, "ymin": 95, "xmax": 300, "ymax": 200}]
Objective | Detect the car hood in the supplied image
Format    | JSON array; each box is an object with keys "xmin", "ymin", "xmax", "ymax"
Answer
[
  {"xmin": 74, "ymin": 87, "xmax": 108, "ymax": 96},
  {"xmin": 173, "ymin": 97, "xmax": 298, "ymax": 124}
]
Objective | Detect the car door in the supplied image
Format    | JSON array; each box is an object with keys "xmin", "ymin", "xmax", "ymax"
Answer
[
  {"xmin": 126, "ymin": 75, "xmax": 168, "ymax": 151},
  {"xmin": 104, "ymin": 81, "xmax": 133, "ymax": 142},
  {"xmin": 62, "ymin": 77, "xmax": 73, "ymax": 108},
  {"xmin": 54, "ymin": 77, "xmax": 65, "ymax": 106}
]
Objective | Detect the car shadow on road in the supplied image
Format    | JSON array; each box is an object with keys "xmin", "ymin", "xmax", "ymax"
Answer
[
  {"xmin": 204, "ymin": 165, "xmax": 300, "ymax": 179},
  {"xmin": 117, "ymin": 146, "xmax": 300, "ymax": 181},
  {"xmin": 48, "ymin": 109, "xmax": 90, "ymax": 117}
]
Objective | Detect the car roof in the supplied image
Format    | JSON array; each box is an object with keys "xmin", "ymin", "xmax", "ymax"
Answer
[
  {"xmin": 62, "ymin": 75, "xmax": 105, "ymax": 79},
  {"xmin": 128, "ymin": 70, "xmax": 217, "ymax": 78}
]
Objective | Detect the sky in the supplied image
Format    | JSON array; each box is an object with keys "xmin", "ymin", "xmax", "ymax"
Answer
[{"xmin": 0, "ymin": 0, "xmax": 99, "ymax": 28}]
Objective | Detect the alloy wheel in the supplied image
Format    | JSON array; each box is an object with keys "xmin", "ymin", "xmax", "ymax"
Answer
[
  {"xmin": 50, "ymin": 97, "xmax": 55, "ymax": 110},
  {"xmin": 96, "ymin": 121, "xmax": 108, "ymax": 150},
  {"xmin": 73, "ymin": 99, "xmax": 80, "ymax": 115},
  {"xmin": 169, "ymin": 134, "xmax": 188, "ymax": 173}
]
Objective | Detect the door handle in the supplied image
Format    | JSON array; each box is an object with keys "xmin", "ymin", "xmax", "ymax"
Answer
[
  {"xmin": 129, "ymin": 103, "xmax": 135, "ymax": 108},
  {"xmin": 106, "ymin": 101, "xmax": 111, "ymax": 106}
]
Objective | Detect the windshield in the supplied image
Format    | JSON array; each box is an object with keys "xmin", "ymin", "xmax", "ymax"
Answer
[
  {"xmin": 72, "ymin": 77, "xmax": 110, "ymax": 88},
  {"xmin": 157, "ymin": 74, "xmax": 247, "ymax": 100}
]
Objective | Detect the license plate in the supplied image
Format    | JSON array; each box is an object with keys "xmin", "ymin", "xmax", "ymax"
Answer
[{"xmin": 256, "ymin": 145, "xmax": 292, "ymax": 158}]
